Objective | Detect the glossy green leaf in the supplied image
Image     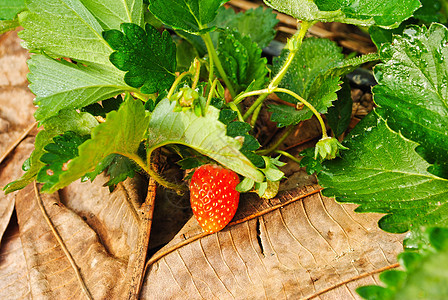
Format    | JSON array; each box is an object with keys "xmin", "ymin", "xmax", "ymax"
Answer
[
  {"xmin": 263, "ymin": 0, "xmax": 420, "ymax": 28},
  {"xmin": 0, "ymin": 0, "xmax": 25, "ymax": 20},
  {"xmin": 38, "ymin": 132, "xmax": 89, "ymax": 192},
  {"xmin": 357, "ymin": 227, "xmax": 448, "ymax": 300},
  {"xmin": 148, "ymin": 0, "xmax": 230, "ymax": 34},
  {"xmin": 29, "ymin": 54, "xmax": 133, "ymax": 121},
  {"xmin": 218, "ymin": 30, "xmax": 268, "ymax": 93},
  {"xmin": 4, "ymin": 110, "xmax": 98, "ymax": 193},
  {"xmin": 80, "ymin": 0, "xmax": 144, "ymax": 30},
  {"xmin": 104, "ymin": 23, "xmax": 176, "ymax": 94},
  {"xmin": 318, "ymin": 112, "xmax": 448, "ymax": 234},
  {"xmin": 374, "ymin": 23, "xmax": 448, "ymax": 177},
  {"xmin": 19, "ymin": 0, "xmax": 113, "ymax": 65},
  {"xmin": 414, "ymin": 0, "xmax": 444, "ymax": 23},
  {"xmin": 43, "ymin": 95, "xmax": 149, "ymax": 193},
  {"xmin": 269, "ymin": 38, "xmax": 376, "ymax": 127},
  {"xmin": 0, "ymin": 19, "xmax": 19, "ymax": 34},
  {"xmin": 147, "ymin": 98, "xmax": 264, "ymax": 182}
]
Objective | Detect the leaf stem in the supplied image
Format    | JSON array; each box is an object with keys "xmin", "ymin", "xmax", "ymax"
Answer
[
  {"xmin": 228, "ymin": 102, "xmax": 245, "ymax": 122},
  {"xmin": 233, "ymin": 89, "xmax": 269, "ymax": 105},
  {"xmin": 257, "ymin": 125, "xmax": 295, "ymax": 155},
  {"xmin": 167, "ymin": 71, "xmax": 190, "ymax": 99},
  {"xmin": 273, "ymin": 87, "xmax": 327, "ymax": 138},
  {"xmin": 129, "ymin": 153, "xmax": 187, "ymax": 194},
  {"xmin": 274, "ymin": 150, "xmax": 302, "ymax": 164},
  {"xmin": 202, "ymin": 32, "xmax": 236, "ymax": 99},
  {"xmin": 243, "ymin": 21, "xmax": 314, "ymax": 122},
  {"xmin": 191, "ymin": 58, "xmax": 201, "ymax": 90},
  {"xmin": 205, "ymin": 78, "xmax": 219, "ymax": 114}
]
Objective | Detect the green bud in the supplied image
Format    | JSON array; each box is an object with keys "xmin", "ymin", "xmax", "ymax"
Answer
[
  {"xmin": 178, "ymin": 87, "xmax": 199, "ymax": 107},
  {"xmin": 315, "ymin": 137, "xmax": 348, "ymax": 160}
]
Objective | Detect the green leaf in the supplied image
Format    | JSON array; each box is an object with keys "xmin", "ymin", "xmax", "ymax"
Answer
[
  {"xmin": 37, "ymin": 132, "xmax": 89, "ymax": 192},
  {"xmin": 80, "ymin": 0, "xmax": 144, "ymax": 30},
  {"xmin": 29, "ymin": 54, "xmax": 133, "ymax": 121},
  {"xmin": 0, "ymin": 19, "xmax": 19, "ymax": 34},
  {"xmin": 218, "ymin": 30, "xmax": 268, "ymax": 93},
  {"xmin": 299, "ymin": 147, "xmax": 323, "ymax": 175},
  {"xmin": 147, "ymin": 98, "xmax": 264, "ymax": 182},
  {"xmin": 327, "ymin": 80, "xmax": 353, "ymax": 137},
  {"xmin": 43, "ymin": 95, "xmax": 149, "ymax": 193},
  {"xmin": 263, "ymin": 0, "xmax": 421, "ymax": 28},
  {"xmin": 19, "ymin": 0, "xmax": 113, "ymax": 65},
  {"xmin": 373, "ymin": 24, "xmax": 448, "ymax": 177},
  {"xmin": 414, "ymin": 0, "xmax": 445, "ymax": 23},
  {"xmin": 357, "ymin": 227, "xmax": 448, "ymax": 300},
  {"xmin": 4, "ymin": 110, "xmax": 98, "ymax": 193},
  {"xmin": 368, "ymin": 21, "xmax": 410, "ymax": 49},
  {"xmin": 148, "ymin": 0, "xmax": 230, "ymax": 34},
  {"xmin": 82, "ymin": 95, "xmax": 124, "ymax": 118},
  {"xmin": 0, "ymin": 0, "xmax": 25, "ymax": 20},
  {"xmin": 270, "ymin": 38, "xmax": 376, "ymax": 127},
  {"xmin": 212, "ymin": 6, "xmax": 279, "ymax": 49},
  {"xmin": 318, "ymin": 112, "xmax": 448, "ymax": 234},
  {"xmin": 104, "ymin": 23, "xmax": 176, "ymax": 94},
  {"xmin": 85, "ymin": 154, "xmax": 137, "ymax": 186}
]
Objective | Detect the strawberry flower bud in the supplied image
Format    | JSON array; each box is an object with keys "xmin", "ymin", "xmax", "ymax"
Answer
[{"xmin": 315, "ymin": 137, "xmax": 348, "ymax": 160}]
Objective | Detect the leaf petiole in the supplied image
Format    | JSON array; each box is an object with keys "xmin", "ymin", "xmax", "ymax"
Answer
[
  {"xmin": 202, "ymin": 32, "xmax": 236, "ymax": 99},
  {"xmin": 167, "ymin": 71, "xmax": 191, "ymax": 99},
  {"xmin": 205, "ymin": 78, "xmax": 219, "ymax": 114}
]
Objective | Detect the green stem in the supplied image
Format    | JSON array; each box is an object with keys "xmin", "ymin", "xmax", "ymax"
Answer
[
  {"xmin": 243, "ymin": 21, "xmax": 314, "ymax": 123},
  {"xmin": 233, "ymin": 89, "xmax": 269, "ymax": 105},
  {"xmin": 202, "ymin": 32, "xmax": 236, "ymax": 99},
  {"xmin": 133, "ymin": 92, "xmax": 151, "ymax": 102},
  {"xmin": 130, "ymin": 153, "xmax": 187, "ymax": 194},
  {"xmin": 167, "ymin": 71, "xmax": 190, "ymax": 99},
  {"xmin": 274, "ymin": 150, "xmax": 302, "ymax": 165},
  {"xmin": 257, "ymin": 125, "xmax": 295, "ymax": 155},
  {"xmin": 205, "ymin": 78, "xmax": 219, "ymax": 114},
  {"xmin": 228, "ymin": 102, "xmax": 245, "ymax": 122},
  {"xmin": 191, "ymin": 59, "xmax": 201, "ymax": 90},
  {"xmin": 243, "ymin": 93, "xmax": 268, "ymax": 120},
  {"xmin": 250, "ymin": 103, "xmax": 262, "ymax": 127},
  {"xmin": 274, "ymin": 87, "xmax": 327, "ymax": 138}
]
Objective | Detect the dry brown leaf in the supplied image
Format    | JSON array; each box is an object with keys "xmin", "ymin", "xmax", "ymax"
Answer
[
  {"xmin": 0, "ymin": 219, "xmax": 31, "ymax": 299},
  {"xmin": 0, "ymin": 138, "xmax": 34, "ymax": 245},
  {"xmin": 142, "ymin": 186, "xmax": 404, "ymax": 299}
]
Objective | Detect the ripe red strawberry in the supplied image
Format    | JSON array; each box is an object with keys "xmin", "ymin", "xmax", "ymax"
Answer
[{"xmin": 189, "ymin": 164, "xmax": 240, "ymax": 233}]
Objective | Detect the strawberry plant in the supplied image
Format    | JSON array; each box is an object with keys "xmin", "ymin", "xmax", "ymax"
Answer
[{"xmin": 1, "ymin": 0, "xmax": 448, "ymax": 298}]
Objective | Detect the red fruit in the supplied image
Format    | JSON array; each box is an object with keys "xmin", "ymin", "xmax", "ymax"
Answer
[{"xmin": 189, "ymin": 164, "xmax": 240, "ymax": 233}]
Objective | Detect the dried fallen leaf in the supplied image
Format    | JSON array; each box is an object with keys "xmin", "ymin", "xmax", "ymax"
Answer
[{"xmin": 142, "ymin": 186, "xmax": 404, "ymax": 299}]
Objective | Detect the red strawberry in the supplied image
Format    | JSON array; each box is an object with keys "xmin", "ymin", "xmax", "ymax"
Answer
[{"xmin": 189, "ymin": 164, "xmax": 240, "ymax": 233}]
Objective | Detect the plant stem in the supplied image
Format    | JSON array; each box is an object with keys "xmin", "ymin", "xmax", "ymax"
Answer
[
  {"xmin": 167, "ymin": 71, "xmax": 190, "ymax": 99},
  {"xmin": 130, "ymin": 153, "xmax": 187, "ymax": 193},
  {"xmin": 243, "ymin": 93, "xmax": 268, "ymax": 120},
  {"xmin": 228, "ymin": 102, "xmax": 245, "ymax": 122},
  {"xmin": 233, "ymin": 89, "xmax": 269, "ymax": 105},
  {"xmin": 257, "ymin": 125, "xmax": 295, "ymax": 155},
  {"xmin": 191, "ymin": 59, "xmax": 201, "ymax": 90},
  {"xmin": 250, "ymin": 103, "xmax": 262, "ymax": 127},
  {"xmin": 205, "ymin": 78, "xmax": 219, "ymax": 114},
  {"xmin": 273, "ymin": 87, "xmax": 327, "ymax": 138},
  {"xmin": 274, "ymin": 150, "xmax": 302, "ymax": 165},
  {"xmin": 202, "ymin": 32, "xmax": 236, "ymax": 99},
  {"xmin": 243, "ymin": 21, "xmax": 314, "ymax": 122}
]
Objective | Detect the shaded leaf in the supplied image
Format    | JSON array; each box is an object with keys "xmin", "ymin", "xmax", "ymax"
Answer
[
  {"xmin": 327, "ymin": 80, "xmax": 353, "ymax": 137},
  {"xmin": 86, "ymin": 153, "xmax": 137, "ymax": 186},
  {"xmin": 318, "ymin": 112, "xmax": 448, "ymax": 234},
  {"xmin": 148, "ymin": 0, "xmax": 230, "ymax": 34},
  {"xmin": 104, "ymin": 23, "xmax": 176, "ymax": 94},
  {"xmin": 212, "ymin": 6, "xmax": 279, "ymax": 49},
  {"xmin": 19, "ymin": 0, "xmax": 114, "ymax": 65},
  {"xmin": 374, "ymin": 23, "xmax": 448, "ymax": 178},
  {"xmin": 29, "ymin": 54, "xmax": 133, "ymax": 121},
  {"xmin": 263, "ymin": 0, "xmax": 421, "ymax": 28},
  {"xmin": 218, "ymin": 30, "xmax": 268, "ymax": 93},
  {"xmin": 147, "ymin": 98, "xmax": 264, "ymax": 182},
  {"xmin": 80, "ymin": 0, "xmax": 144, "ymax": 30},
  {"xmin": 414, "ymin": 0, "xmax": 445, "ymax": 23}
]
